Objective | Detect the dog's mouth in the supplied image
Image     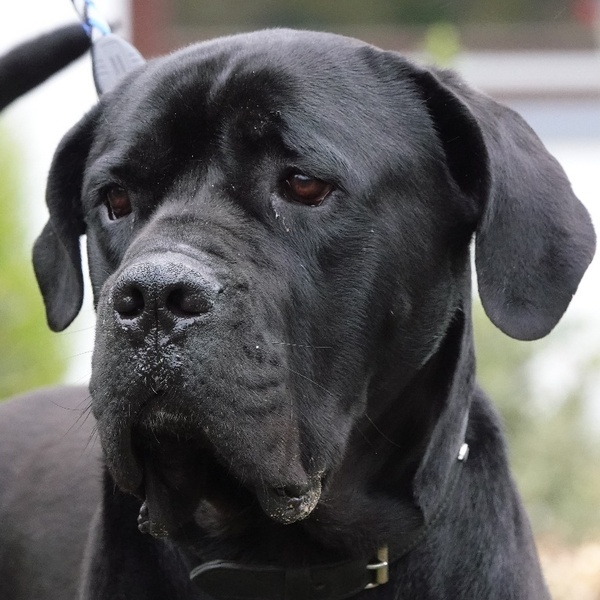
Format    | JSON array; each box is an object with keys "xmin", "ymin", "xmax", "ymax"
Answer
[
  {"xmin": 99, "ymin": 416, "xmax": 323, "ymax": 536},
  {"xmin": 134, "ymin": 433, "xmax": 213, "ymax": 538}
]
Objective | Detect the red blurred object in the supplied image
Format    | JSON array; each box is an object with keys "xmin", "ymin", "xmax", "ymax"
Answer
[
  {"xmin": 131, "ymin": 0, "xmax": 174, "ymax": 57},
  {"xmin": 573, "ymin": 0, "xmax": 599, "ymax": 25}
]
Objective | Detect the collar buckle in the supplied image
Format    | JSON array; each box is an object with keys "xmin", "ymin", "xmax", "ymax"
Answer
[{"xmin": 364, "ymin": 545, "xmax": 389, "ymax": 589}]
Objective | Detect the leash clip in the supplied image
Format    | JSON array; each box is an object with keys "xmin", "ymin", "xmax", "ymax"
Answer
[{"xmin": 364, "ymin": 545, "xmax": 389, "ymax": 589}]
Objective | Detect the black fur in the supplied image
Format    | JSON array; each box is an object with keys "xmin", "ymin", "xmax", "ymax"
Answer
[{"xmin": 0, "ymin": 28, "xmax": 595, "ymax": 600}]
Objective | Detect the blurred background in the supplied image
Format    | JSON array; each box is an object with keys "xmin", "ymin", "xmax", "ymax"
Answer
[{"xmin": 1, "ymin": 1, "xmax": 599, "ymax": 597}]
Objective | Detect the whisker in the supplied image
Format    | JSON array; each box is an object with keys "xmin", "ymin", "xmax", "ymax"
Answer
[
  {"xmin": 282, "ymin": 366, "xmax": 337, "ymax": 400},
  {"xmin": 67, "ymin": 350, "xmax": 94, "ymax": 359},
  {"xmin": 363, "ymin": 413, "xmax": 402, "ymax": 449},
  {"xmin": 49, "ymin": 398, "xmax": 86, "ymax": 412},
  {"xmin": 267, "ymin": 341, "xmax": 333, "ymax": 350},
  {"xmin": 353, "ymin": 422, "xmax": 377, "ymax": 450},
  {"xmin": 59, "ymin": 326, "xmax": 96, "ymax": 336}
]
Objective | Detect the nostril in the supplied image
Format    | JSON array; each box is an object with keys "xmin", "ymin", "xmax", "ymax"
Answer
[
  {"xmin": 114, "ymin": 286, "xmax": 145, "ymax": 319},
  {"xmin": 275, "ymin": 484, "xmax": 309, "ymax": 500},
  {"xmin": 166, "ymin": 286, "xmax": 212, "ymax": 318}
]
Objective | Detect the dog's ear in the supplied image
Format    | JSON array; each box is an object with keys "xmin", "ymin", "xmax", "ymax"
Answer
[
  {"xmin": 411, "ymin": 67, "xmax": 596, "ymax": 341},
  {"xmin": 33, "ymin": 107, "xmax": 99, "ymax": 332}
]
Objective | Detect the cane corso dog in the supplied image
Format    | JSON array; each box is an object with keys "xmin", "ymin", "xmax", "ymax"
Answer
[{"xmin": 0, "ymin": 26, "xmax": 596, "ymax": 600}]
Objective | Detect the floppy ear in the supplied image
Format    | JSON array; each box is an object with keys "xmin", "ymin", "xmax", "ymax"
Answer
[
  {"xmin": 411, "ymin": 67, "xmax": 596, "ymax": 341},
  {"xmin": 33, "ymin": 107, "xmax": 99, "ymax": 332}
]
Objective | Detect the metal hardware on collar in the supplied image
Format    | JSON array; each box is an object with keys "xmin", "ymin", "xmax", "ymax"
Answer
[
  {"xmin": 457, "ymin": 442, "xmax": 469, "ymax": 462},
  {"xmin": 364, "ymin": 545, "xmax": 389, "ymax": 589}
]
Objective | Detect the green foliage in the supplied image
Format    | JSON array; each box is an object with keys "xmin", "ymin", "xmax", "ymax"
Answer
[
  {"xmin": 0, "ymin": 126, "xmax": 67, "ymax": 400},
  {"xmin": 423, "ymin": 22, "xmax": 462, "ymax": 66},
  {"xmin": 474, "ymin": 303, "xmax": 600, "ymax": 543}
]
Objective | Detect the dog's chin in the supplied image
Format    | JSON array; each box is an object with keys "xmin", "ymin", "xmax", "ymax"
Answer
[
  {"xmin": 99, "ymin": 420, "xmax": 324, "ymax": 536},
  {"xmin": 255, "ymin": 476, "xmax": 322, "ymax": 525},
  {"xmin": 138, "ymin": 452, "xmax": 322, "ymax": 536}
]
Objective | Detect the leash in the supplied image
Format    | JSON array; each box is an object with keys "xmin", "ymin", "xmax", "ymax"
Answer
[
  {"xmin": 189, "ymin": 417, "xmax": 470, "ymax": 600},
  {"xmin": 70, "ymin": 0, "xmax": 144, "ymax": 95}
]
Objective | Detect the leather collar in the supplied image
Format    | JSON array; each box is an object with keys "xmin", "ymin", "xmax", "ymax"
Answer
[
  {"xmin": 190, "ymin": 548, "xmax": 388, "ymax": 600},
  {"xmin": 189, "ymin": 417, "xmax": 470, "ymax": 600}
]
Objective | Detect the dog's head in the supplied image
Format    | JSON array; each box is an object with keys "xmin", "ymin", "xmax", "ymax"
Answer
[{"xmin": 33, "ymin": 30, "xmax": 594, "ymax": 536}]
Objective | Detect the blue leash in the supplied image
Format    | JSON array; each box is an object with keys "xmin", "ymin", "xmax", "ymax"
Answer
[
  {"xmin": 70, "ymin": 0, "xmax": 145, "ymax": 95},
  {"xmin": 71, "ymin": 0, "xmax": 111, "ymax": 39}
]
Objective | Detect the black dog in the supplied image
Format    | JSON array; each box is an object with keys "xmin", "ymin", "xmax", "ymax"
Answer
[{"xmin": 0, "ymin": 27, "xmax": 595, "ymax": 600}]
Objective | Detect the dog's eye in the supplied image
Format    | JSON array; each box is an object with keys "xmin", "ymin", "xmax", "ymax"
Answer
[
  {"xmin": 105, "ymin": 186, "xmax": 132, "ymax": 220},
  {"xmin": 284, "ymin": 173, "xmax": 333, "ymax": 206}
]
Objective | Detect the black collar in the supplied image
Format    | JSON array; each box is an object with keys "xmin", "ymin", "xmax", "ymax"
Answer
[
  {"xmin": 189, "ymin": 420, "xmax": 470, "ymax": 600},
  {"xmin": 190, "ymin": 549, "xmax": 389, "ymax": 600}
]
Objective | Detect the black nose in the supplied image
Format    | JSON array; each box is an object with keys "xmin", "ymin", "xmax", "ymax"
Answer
[{"xmin": 112, "ymin": 259, "xmax": 218, "ymax": 330}]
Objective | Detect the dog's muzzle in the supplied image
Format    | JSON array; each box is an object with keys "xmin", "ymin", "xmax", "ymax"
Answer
[{"xmin": 92, "ymin": 254, "xmax": 324, "ymax": 530}]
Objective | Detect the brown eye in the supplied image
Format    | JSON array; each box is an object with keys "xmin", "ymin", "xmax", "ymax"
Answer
[
  {"xmin": 284, "ymin": 173, "xmax": 333, "ymax": 206},
  {"xmin": 105, "ymin": 186, "xmax": 132, "ymax": 220}
]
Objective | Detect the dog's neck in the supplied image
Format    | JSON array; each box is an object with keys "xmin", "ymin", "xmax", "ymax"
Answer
[
  {"xmin": 92, "ymin": 297, "xmax": 477, "ymax": 599},
  {"xmin": 339, "ymin": 303, "xmax": 475, "ymax": 539},
  {"xmin": 170, "ymin": 303, "xmax": 475, "ymax": 568},
  {"xmin": 93, "ymin": 303, "xmax": 475, "ymax": 600}
]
